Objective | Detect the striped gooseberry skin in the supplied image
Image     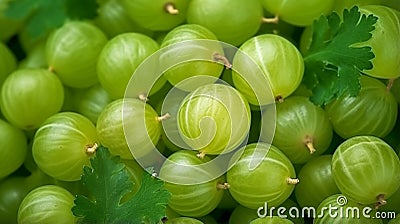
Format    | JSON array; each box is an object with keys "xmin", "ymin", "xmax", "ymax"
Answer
[
  {"xmin": 17, "ymin": 185, "xmax": 76, "ymax": 224},
  {"xmin": 332, "ymin": 136, "xmax": 400, "ymax": 205},
  {"xmin": 97, "ymin": 33, "xmax": 163, "ymax": 99},
  {"xmin": 160, "ymin": 24, "xmax": 224, "ymax": 92},
  {"xmin": 232, "ymin": 34, "xmax": 304, "ymax": 105},
  {"xmin": 96, "ymin": 98, "xmax": 162, "ymax": 160},
  {"xmin": 46, "ymin": 21, "xmax": 107, "ymax": 88},
  {"xmin": 161, "ymin": 24, "xmax": 219, "ymax": 47},
  {"xmin": 32, "ymin": 112, "xmax": 98, "ymax": 181},
  {"xmin": 314, "ymin": 194, "xmax": 383, "ymax": 224},
  {"xmin": 186, "ymin": 0, "xmax": 264, "ymax": 46},
  {"xmin": 227, "ymin": 143, "xmax": 297, "ymax": 209},
  {"xmin": 0, "ymin": 69, "xmax": 64, "ymax": 130},
  {"xmin": 325, "ymin": 75, "xmax": 398, "ymax": 139},
  {"xmin": 261, "ymin": 96, "xmax": 333, "ymax": 164},
  {"xmin": 159, "ymin": 150, "xmax": 225, "ymax": 217},
  {"xmin": 177, "ymin": 83, "xmax": 251, "ymax": 156}
]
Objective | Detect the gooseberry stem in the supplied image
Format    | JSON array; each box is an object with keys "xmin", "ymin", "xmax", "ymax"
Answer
[
  {"xmin": 86, "ymin": 143, "xmax": 98, "ymax": 155},
  {"xmin": 374, "ymin": 194, "xmax": 387, "ymax": 209},
  {"xmin": 157, "ymin": 113, "xmax": 171, "ymax": 122},
  {"xmin": 387, "ymin": 79, "xmax": 394, "ymax": 91},
  {"xmin": 286, "ymin": 177, "xmax": 299, "ymax": 185},
  {"xmin": 275, "ymin": 95, "xmax": 284, "ymax": 103},
  {"xmin": 197, "ymin": 151, "xmax": 206, "ymax": 159},
  {"xmin": 262, "ymin": 15, "xmax": 279, "ymax": 24},
  {"xmin": 48, "ymin": 66, "xmax": 54, "ymax": 72},
  {"xmin": 138, "ymin": 94, "xmax": 149, "ymax": 102},
  {"xmin": 217, "ymin": 183, "xmax": 230, "ymax": 190},
  {"xmin": 213, "ymin": 53, "xmax": 232, "ymax": 69},
  {"xmin": 164, "ymin": 2, "xmax": 179, "ymax": 15},
  {"xmin": 304, "ymin": 136, "xmax": 316, "ymax": 154}
]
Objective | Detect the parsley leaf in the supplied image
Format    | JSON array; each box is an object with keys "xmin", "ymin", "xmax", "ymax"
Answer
[
  {"xmin": 72, "ymin": 146, "xmax": 170, "ymax": 224},
  {"xmin": 4, "ymin": 0, "xmax": 98, "ymax": 39},
  {"xmin": 65, "ymin": 0, "xmax": 98, "ymax": 20},
  {"xmin": 303, "ymin": 6, "xmax": 378, "ymax": 105}
]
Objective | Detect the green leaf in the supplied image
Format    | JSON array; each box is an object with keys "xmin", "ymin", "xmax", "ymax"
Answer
[
  {"xmin": 72, "ymin": 146, "xmax": 170, "ymax": 224},
  {"xmin": 303, "ymin": 6, "xmax": 378, "ymax": 105},
  {"xmin": 5, "ymin": 0, "xmax": 66, "ymax": 39},
  {"xmin": 2, "ymin": 0, "xmax": 37, "ymax": 20},
  {"xmin": 4, "ymin": 0, "xmax": 98, "ymax": 39},
  {"xmin": 65, "ymin": 0, "xmax": 98, "ymax": 20}
]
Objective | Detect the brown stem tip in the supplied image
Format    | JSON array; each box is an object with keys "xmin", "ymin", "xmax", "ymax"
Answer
[
  {"xmin": 86, "ymin": 143, "xmax": 98, "ymax": 155},
  {"xmin": 286, "ymin": 177, "xmax": 299, "ymax": 185},
  {"xmin": 304, "ymin": 136, "xmax": 316, "ymax": 154},
  {"xmin": 197, "ymin": 151, "xmax": 206, "ymax": 159},
  {"xmin": 275, "ymin": 95, "xmax": 284, "ymax": 103},
  {"xmin": 213, "ymin": 53, "xmax": 232, "ymax": 69},
  {"xmin": 262, "ymin": 15, "xmax": 279, "ymax": 24},
  {"xmin": 138, "ymin": 94, "xmax": 149, "ymax": 102},
  {"xmin": 374, "ymin": 194, "xmax": 387, "ymax": 209},
  {"xmin": 164, "ymin": 2, "xmax": 179, "ymax": 15},
  {"xmin": 157, "ymin": 113, "xmax": 171, "ymax": 122},
  {"xmin": 217, "ymin": 183, "xmax": 230, "ymax": 190},
  {"xmin": 306, "ymin": 142, "xmax": 316, "ymax": 154}
]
